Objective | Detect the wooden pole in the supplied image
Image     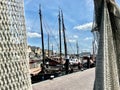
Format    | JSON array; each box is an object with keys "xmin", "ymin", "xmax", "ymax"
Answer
[{"xmin": 39, "ymin": 5, "xmax": 45, "ymax": 65}]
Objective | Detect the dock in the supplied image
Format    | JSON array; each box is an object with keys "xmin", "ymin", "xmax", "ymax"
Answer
[{"xmin": 32, "ymin": 68, "xmax": 95, "ymax": 90}]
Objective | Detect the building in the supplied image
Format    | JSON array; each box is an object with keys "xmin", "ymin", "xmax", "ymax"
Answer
[
  {"xmin": 27, "ymin": 46, "xmax": 42, "ymax": 58},
  {"xmin": 45, "ymin": 49, "xmax": 53, "ymax": 57},
  {"xmin": 80, "ymin": 52, "xmax": 91, "ymax": 57},
  {"xmin": 27, "ymin": 45, "xmax": 56, "ymax": 58}
]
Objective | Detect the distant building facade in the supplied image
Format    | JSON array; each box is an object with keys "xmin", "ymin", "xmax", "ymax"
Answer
[
  {"xmin": 80, "ymin": 52, "xmax": 91, "ymax": 57},
  {"xmin": 27, "ymin": 46, "xmax": 55, "ymax": 58}
]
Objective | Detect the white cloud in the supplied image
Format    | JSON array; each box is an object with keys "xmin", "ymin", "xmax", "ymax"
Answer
[
  {"xmin": 84, "ymin": 37, "xmax": 93, "ymax": 41},
  {"xmin": 50, "ymin": 44, "xmax": 54, "ymax": 47},
  {"xmin": 73, "ymin": 35, "xmax": 79, "ymax": 38},
  {"xmin": 68, "ymin": 39, "xmax": 76, "ymax": 43},
  {"xmin": 82, "ymin": 49, "xmax": 91, "ymax": 52},
  {"xmin": 27, "ymin": 32, "xmax": 41, "ymax": 38},
  {"xmin": 73, "ymin": 22, "xmax": 93, "ymax": 30}
]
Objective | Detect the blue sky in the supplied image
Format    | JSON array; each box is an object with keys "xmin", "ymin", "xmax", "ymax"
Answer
[{"xmin": 24, "ymin": 0, "xmax": 120, "ymax": 54}]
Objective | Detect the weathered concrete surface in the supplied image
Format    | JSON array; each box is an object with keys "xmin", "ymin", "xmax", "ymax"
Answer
[{"xmin": 32, "ymin": 68, "xmax": 95, "ymax": 90}]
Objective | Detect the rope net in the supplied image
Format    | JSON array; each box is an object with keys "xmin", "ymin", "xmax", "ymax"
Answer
[
  {"xmin": 93, "ymin": 0, "xmax": 120, "ymax": 90},
  {"xmin": 0, "ymin": 0, "xmax": 31, "ymax": 90}
]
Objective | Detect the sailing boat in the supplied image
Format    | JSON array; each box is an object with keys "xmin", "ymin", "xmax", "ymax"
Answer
[
  {"xmin": 46, "ymin": 9, "xmax": 69, "ymax": 73},
  {"xmin": 69, "ymin": 41, "xmax": 81, "ymax": 66},
  {"xmin": 49, "ymin": 10, "xmax": 67, "ymax": 65},
  {"xmin": 31, "ymin": 6, "xmax": 72, "ymax": 83}
]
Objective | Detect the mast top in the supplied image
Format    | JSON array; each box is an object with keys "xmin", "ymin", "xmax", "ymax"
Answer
[{"xmin": 39, "ymin": 4, "xmax": 42, "ymax": 15}]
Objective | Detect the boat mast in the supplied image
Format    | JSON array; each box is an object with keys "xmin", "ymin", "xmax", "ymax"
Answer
[
  {"xmin": 61, "ymin": 10, "xmax": 67, "ymax": 58},
  {"xmin": 76, "ymin": 40, "xmax": 79, "ymax": 59},
  {"xmin": 61, "ymin": 10, "xmax": 69, "ymax": 74},
  {"xmin": 48, "ymin": 33, "xmax": 50, "ymax": 57},
  {"xmin": 39, "ymin": 5, "xmax": 45, "ymax": 65},
  {"xmin": 58, "ymin": 10, "xmax": 62, "ymax": 60},
  {"xmin": 52, "ymin": 44, "xmax": 54, "ymax": 55}
]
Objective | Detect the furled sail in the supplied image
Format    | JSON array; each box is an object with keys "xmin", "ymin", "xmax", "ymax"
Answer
[{"xmin": 93, "ymin": 0, "xmax": 120, "ymax": 90}]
